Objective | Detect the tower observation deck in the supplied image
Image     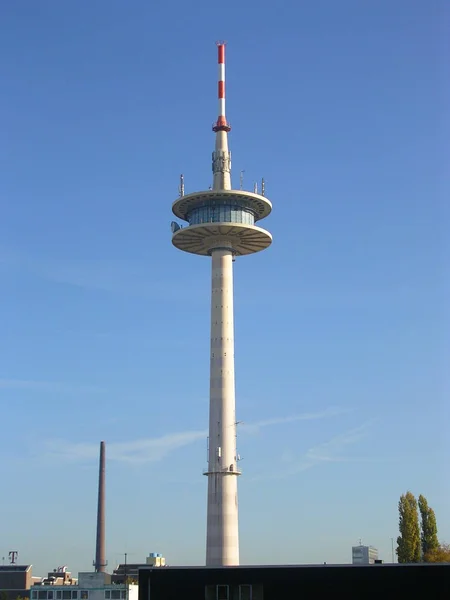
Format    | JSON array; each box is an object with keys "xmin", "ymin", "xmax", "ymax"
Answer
[{"xmin": 171, "ymin": 43, "xmax": 272, "ymax": 567}]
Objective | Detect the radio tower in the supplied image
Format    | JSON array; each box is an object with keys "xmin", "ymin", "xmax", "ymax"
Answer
[{"xmin": 171, "ymin": 43, "xmax": 272, "ymax": 566}]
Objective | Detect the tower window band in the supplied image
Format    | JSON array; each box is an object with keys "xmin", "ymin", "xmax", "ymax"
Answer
[{"xmin": 187, "ymin": 205, "xmax": 255, "ymax": 225}]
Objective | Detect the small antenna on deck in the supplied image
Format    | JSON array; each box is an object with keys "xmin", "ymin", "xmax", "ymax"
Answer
[
  {"xmin": 253, "ymin": 182, "xmax": 258, "ymax": 194},
  {"xmin": 240, "ymin": 170, "xmax": 245, "ymax": 190},
  {"xmin": 261, "ymin": 178, "xmax": 265, "ymax": 196},
  {"xmin": 179, "ymin": 174, "xmax": 185, "ymax": 197}
]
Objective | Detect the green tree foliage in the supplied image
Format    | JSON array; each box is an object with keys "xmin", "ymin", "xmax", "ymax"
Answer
[
  {"xmin": 424, "ymin": 543, "xmax": 450, "ymax": 563},
  {"xmin": 0, "ymin": 592, "xmax": 8, "ymax": 600},
  {"xmin": 418, "ymin": 494, "xmax": 439, "ymax": 559},
  {"xmin": 397, "ymin": 491, "xmax": 421, "ymax": 563}
]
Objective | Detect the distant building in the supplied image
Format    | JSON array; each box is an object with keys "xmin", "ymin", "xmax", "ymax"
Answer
[
  {"xmin": 352, "ymin": 545, "xmax": 379, "ymax": 565},
  {"xmin": 30, "ymin": 571, "xmax": 137, "ymax": 600},
  {"xmin": 112, "ymin": 553, "xmax": 166, "ymax": 584},
  {"xmin": 40, "ymin": 566, "xmax": 77, "ymax": 586},
  {"xmin": 145, "ymin": 554, "xmax": 165, "ymax": 568},
  {"xmin": 0, "ymin": 564, "xmax": 44, "ymax": 599},
  {"xmin": 0, "ymin": 564, "xmax": 31, "ymax": 599}
]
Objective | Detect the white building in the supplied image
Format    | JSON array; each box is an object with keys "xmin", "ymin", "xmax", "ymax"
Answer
[
  {"xmin": 352, "ymin": 545, "xmax": 379, "ymax": 565},
  {"xmin": 31, "ymin": 572, "xmax": 138, "ymax": 600},
  {"xmin": 145, "ymin": 553, "xmax": 165, "ymax": 568}
]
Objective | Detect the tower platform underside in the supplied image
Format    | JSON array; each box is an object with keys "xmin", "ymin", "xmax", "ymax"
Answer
[{"xmin": 172, "ymin": 222, "xmax": 272, "ymax": 256}]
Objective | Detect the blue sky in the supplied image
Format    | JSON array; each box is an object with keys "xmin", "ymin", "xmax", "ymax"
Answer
[{"xmin": 0, "ymin": 0, "xmax": 448, "ymax": 575}]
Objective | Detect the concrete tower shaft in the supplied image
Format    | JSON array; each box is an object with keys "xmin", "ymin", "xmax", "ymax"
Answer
[
  {"xmin": 171, "ymin": 42, "xmax": 272, "ymax": 567},
  {"xmin": 205, "ymin": 245, "xmax": 239, "ymax": 565}
]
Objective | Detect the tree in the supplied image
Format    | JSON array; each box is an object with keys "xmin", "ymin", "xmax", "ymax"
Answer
[
  {"xmin": 424, "ymin": 543, "xmax": 450, "ymax": 563},
  {"xmin": 397, "ymin": 491, "xmax": 421, "ymax": 563},
  {"xmin": 418, "ymin": 494, "xmax": 439, "ymax": 559}
]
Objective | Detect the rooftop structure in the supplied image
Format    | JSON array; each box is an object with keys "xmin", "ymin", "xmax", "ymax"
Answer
[{"xmin": 111, "ymin": 553, "xmax": 166, "ymax": 584}]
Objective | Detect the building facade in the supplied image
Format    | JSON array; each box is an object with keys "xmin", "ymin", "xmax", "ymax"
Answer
[
  {"xmin": 352, "ymin": 545, "xmax": 379, "ymax": 565},
  {"xmin": 30, "ymin": 572, "xmax": 137, "ymax": 600},
  {"xmin": 0, "ymin": 564, "xmax": 36, "ymax": 599},
  {"xmin": 138, "ymin": 564, "xmax": 450, "ymax": 600}
]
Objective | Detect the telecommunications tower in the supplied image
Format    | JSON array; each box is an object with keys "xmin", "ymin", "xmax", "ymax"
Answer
[{"xmin": 171, "ymin": 43, "xmax": 272, "ymax": 566}]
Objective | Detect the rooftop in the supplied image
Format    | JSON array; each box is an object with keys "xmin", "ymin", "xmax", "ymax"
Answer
[{"xmin": 0, "ymin": 565, "xmax": 31, "ymax": 572}]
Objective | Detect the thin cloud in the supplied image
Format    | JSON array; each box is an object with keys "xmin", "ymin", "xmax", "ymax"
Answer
[
  {"xmin": 304, "ymin": 422, "xmax": 372, "ymax": 462},
  {"xmin": 241, "ymin": 407, "xmax": 349, "ymax": 434},
  {"xmin": 43, "ymin": 408, "xmax": 346, "ymax": 465},
  {"xmin": 250, "ymin": 421, "xmax": 377, "ymax": 481},
  {"xmin": 0, "ymin": 249, "xmax": 203, "ymax": 302},
  {"xmin": 45, "ymin": 430, "xmax": 207, "ymax": 465},
  {"xmin": 0, "ymin": 378, "xmax": 103, "ymax": 394}
]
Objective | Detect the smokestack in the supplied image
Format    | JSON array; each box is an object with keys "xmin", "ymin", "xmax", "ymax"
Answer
[{"xmin": 94, "ymin": 441, "xmax": 107, "ymax": 572}]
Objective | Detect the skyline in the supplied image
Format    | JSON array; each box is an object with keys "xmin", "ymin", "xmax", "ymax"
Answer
[{"xmin": 0, "ymin": 0, "xmax": 448, "ymax": 576}]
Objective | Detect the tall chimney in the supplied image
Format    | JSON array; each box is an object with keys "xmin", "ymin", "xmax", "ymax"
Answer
[{"xmin": 94, "ymin": 441, "xmax": 107, "ymax": 572}]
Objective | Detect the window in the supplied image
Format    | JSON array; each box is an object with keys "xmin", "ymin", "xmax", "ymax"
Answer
[
  {"xmin": 216, "ymin": 585, "xmax": 229, "ymax": 600},
  {"xmin": 187, "ymin": 205, "xmax": 254, "ymax": 226},
  {"xmin": 105, "ymin": 592, "xmax": 110, "ymax": 599},
  {"xmin": 121, "ymin": 592, "xmax": 127, "ymax": 599},
  {"xmin": 38, "ymin": 592, "xmax": 47, "ymax": 600},
  {"xmin": 72, "ymin": 593, "xmax": 78, "ymax": 600},
  {"xmin": 56, "ymin": 593, "xmax": 62, "ymax": 600},
  {"xmin": 80, "ymin": 592, "xmax": 88, "ymax": 600},
  {"xmin": 62, "ymin": 593, "xmax": 71, "ymax": 600},
  {"xmin": 111, "ymin": 591, "xmax": 121, "ymax": 600},
  {"xmin": 239, "ymin": 585, "xmax": 252, "ymax": 600},
  {"xmin": 31, "ymin": 593, "xmax": 37, "ymax": 600},
  {"xmin": 48, "ymin": 593, "xmax": 53, "ymax": 600}
]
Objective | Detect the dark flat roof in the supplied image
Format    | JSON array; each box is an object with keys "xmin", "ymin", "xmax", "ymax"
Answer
[
  {"xmin": 138, "ymin": 563, "xmax": 442, "ymax": 571},
  {"xmin": 0, "ymin": 565, "xmax": 31, "ymax": 572}
]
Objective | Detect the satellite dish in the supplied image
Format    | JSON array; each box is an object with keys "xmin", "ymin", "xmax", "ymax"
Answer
[{"xmin": 171, "ymin": 221, "xmax": 181, "ymax": 233}]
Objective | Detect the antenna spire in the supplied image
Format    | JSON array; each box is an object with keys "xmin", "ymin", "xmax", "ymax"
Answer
[
  {"xmin": 213, "ymin": 42, "xmax": 231, "ymax": 133},
  {"xmin": 179, "ymin": 174, "xmax": 185, "ymax": 197},
  {"xmin": 212, "ymin": 42, "xmax": 232, "ymax": 191},
  {"xmin": 240, "ymin": 170, "xmax": 245, "ymax": 190}
]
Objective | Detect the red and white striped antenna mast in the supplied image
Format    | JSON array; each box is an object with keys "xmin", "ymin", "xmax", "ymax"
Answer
[
  {"xmin": 211, "ymin": 41, "xmax": 232, "ymax": 190},
  {"xmin": 213, "ymin": 41, "xmax": 231, "ymax": 133}
]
